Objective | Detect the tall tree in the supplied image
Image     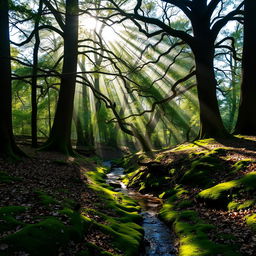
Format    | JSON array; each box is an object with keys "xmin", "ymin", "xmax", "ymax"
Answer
[
  {"xmin": 235, "ymin": 0, "xmax": 256, "ymax": 135},
  {"xmin": 0, "ymin": 0, "xmax": 23, "ymax": 158},
  {"xmin": 90, "ymin": 0, "xmax": 243, "ymax": 138},
  {"xmin": 31, "ymin": 0, "xmax": 43, "ymax": 147},
  {"xmin": 42, "ymin": 0, "xmax": 79, "ymax": 154}
]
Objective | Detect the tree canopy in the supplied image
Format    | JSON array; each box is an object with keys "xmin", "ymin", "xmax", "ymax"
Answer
[{"xmin": 0, "ymin": 0, "xmax": 253, "ymax": 157}]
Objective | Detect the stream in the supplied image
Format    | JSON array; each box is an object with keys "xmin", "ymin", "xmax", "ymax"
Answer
[{"xmin": 104, "ymin": 162, "xmax": 176, "ymax": 256}]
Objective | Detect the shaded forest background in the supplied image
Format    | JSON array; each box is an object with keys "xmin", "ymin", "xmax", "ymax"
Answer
[{"xmin": 0, "ymin": 0, "xmax": 255, "ymax": 158}]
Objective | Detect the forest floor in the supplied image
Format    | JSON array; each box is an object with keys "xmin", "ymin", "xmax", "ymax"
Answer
[
  {"xmin": 123, "ymin": 136, "xmax": 256, "ymax": 256},
  {"xmin": 1, "ymin": 136, "xmax": 256, "ymax": 256},
  {"xmin": 0, "ymin": 147, "xmax": 143, "ymax": 256}
]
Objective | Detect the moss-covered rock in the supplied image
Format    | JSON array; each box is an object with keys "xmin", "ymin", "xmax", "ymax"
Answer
[
  {"xmin": 198, "ymin": 172, "xmax": 256, "ymax": 208},
  {"xmin": 1, "ymin": 216, "xmax": 90, "ymax": 256},
  {"xmin": 180, "ymin": 150, "xmax": 224, "ymax": 188}
]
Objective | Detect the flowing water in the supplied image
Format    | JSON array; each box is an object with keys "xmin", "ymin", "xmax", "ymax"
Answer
[{"xmin": 104, "ymin": 162, "xmax": 176, "ymax": 256}]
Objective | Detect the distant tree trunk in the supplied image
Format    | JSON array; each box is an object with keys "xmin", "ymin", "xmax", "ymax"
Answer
[
  {"xmin": 130, "ymin": 125, "xmax": 151, "ymax": 153},
  {"xmin": 42, "ymin": 0, "xmax": 78, "ymax": 154},
  {"xmin": 47, "ymin": 90, "xmax": 52, "ymax": 133},
  {"xmin": 235, "ymin": 0, "xmax": 256, "ymax": 135},
  {"xmin": 31, "ymin": 0, "xmax": 43, "ymax": 148},
  {"xmin": 191, "ymin": 13, "xmax": 228, "ymax": 139},
  {"xmin": 0, "ymin": 0, "xmax": 23, "ymax": 158},
  {"xmin": 229, "ymin": 57, "xmax": 238, "ymax": 132},
  {"xmin": 73, "ymin": 109, "xmax": 86, "ymax": 146}
]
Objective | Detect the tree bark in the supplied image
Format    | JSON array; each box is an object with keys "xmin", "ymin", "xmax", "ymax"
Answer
[
  {"xmin": 31, "ymin": 0, "xmax": 43, "ymax": 148},
  {"xmin": 0, "ymin": 0, "xmax": 23, "ymax": 158},
  {"xmin": 42, "ymin": 0, "xmax": 78, "ymax": 154},
  {"xmin": 191, "ymin": 7, "xmax": 228, "ymax": 139},
  {"xmin": 235, "ymin": 0, "xmax": 256, "ymax": 135},
  {"xmin": 193, "ymin": 42, "xmax": 228, "ymax": 138}
]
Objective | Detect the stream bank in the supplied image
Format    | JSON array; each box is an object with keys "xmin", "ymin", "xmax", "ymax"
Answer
[
  {"xmin": 119, "ymin": 137, "xmax": 256, "ymax": 256},
  {"xmin": 104, "ymin": 162, "xmax": 176, "ymax": 256}
]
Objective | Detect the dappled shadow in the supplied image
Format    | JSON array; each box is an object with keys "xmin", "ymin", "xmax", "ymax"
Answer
[
  {"xmin": 216, "ymin": 136, "xmax": 256, "ymax": 159},
  {"xmin": 216, "ymin": 136, "xmax": 256, "ymax": 151}
]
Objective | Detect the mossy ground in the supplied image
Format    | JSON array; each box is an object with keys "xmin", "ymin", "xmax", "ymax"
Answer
[
  {"xmin": 121, "ymin": 136, "xmax": 256, "ymax": 255},
  {"xmin": 0, "ymin": 152, "xmax": 143, "ymax": 256}
]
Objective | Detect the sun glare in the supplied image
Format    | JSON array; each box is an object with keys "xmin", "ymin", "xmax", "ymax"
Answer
[{"xmin": 80, "ymin": 17, "xmax": 120, "ymax": 42}]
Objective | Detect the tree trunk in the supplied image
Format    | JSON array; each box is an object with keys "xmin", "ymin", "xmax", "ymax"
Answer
[
  {"xmin": 235, "ymin": 0, "xmax": 256, "ymax": 135},
  {"xmin": 132, "ymin": 126, "xmax": 152, "ymax": 153},
  {"xmin": 73, "ymin": 109, "xmax": 86, "ymax": 146},
  {"xmin": 228, "ymin": 56, "xmax": 238, "ymax": 132},
  {"xmin": 192, "ymin": 17, "xmax": 228, "ymax": 139},
  {"xmin": 31, "ymin": 0, "xmax": 43, "ymax": 148},
  {"xmin": 42, "ymin": 0, "xmax": 78, "ymax": 155},
  {"xmin": 47, "ymin": 90, "xmax": 52, "ymax": 133},
  {"xmin": 0, "ymin": 0, "xmax": 23, "ymax": 158}
]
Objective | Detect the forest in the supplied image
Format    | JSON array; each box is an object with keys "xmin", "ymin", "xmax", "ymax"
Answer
[{"xmin": 1, "ymin": 0, "xmax": 256, "ymax": 256}]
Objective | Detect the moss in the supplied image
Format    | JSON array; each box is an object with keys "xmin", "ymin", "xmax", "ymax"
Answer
[
  {"xmin": 84, "ymin": 166, "xmax": 143, "ymax": 255},
  {"xmin": 0, "ymin": 171, "xmax": 22, "ymax": 183},
  {"xmin": 246, "ymin": 214, "xmax": 256, "ymax": 231},
  {"xmin": 240, "ymin": 171, "xmax": 256, "ymax": 190},
  {"xmin": 198, "ymin": 180, "xmax": 239, "ymax": 201},
  {"xmin": 198, "ymin": 171, "xmax": 256, "ymax": 208},
  {"xmin": 176, "ymin": 200, "xmax": 193, "ymax": 209},
  {"xmin": 173, "ymin": 139, "xmax": 216, "ymax": 152},
  {"xmin": 0, "ymin": 206, "xmax": 27, "ymax": 216},
  {"xmin": 1, "ymin": 217, "xmax": 85, "ymax": 256},
  {"xmin": 238, "ymin": 200, "xmax": 255, "ymax": 209},
  {"xmin": 35, "ymin": 190, "xmax": 59, "ymax": 206},
  {"xmin": 228, "ymin": 200, "xmax": 255, "ymax": 210},
  {"xmin": 62, "ymin": 198, "xmax": 77, "ymax": 208},
  {"xmin": 123, "ymin": 168, "xmax": 144, "ymax": 187},
  {"xmin": 180, "ymin": 151, "xmax": 223, "ymax": 187},
  {"xmin": 227, "ymin": 201, "xmax": 240, "ymax": 210},
  {"xmin": 155, "ymin": 153, "xmax": 165, "ymax": 161},
  {"xmin": 179, "ymin": 235, "xmax": 239, "ymax": 256},
  {"xmin": 160, "ymin": 185, "xmax": 240, "ymax": 256},
  {"xmin": 82, "ymin": 207, "xmax": 143, "ymax": 256},
  {"xmin": 173, "ymin": 143, "xmax": 198, "ymax": 152},
  {"xmin": 160, "ymin": 200, "xmax": 239, "ymax": 256},
  {"xmin": 0, "ymin": 206, "xmax": 27, "ymax": 233},
  {"xmin": 232, "ymin": 159, "xmax": 253, "ymax": 173},
  {"xmin": 86, "ymin": 167, "xmax": 109, "ymax": 187},
  {"xmin": 98, "ymin": 222, "xmax": 142, "ymax": 256},
  {"xmin": 1, "ymin": 207, "xmax": 93, "ymax": 256}
]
